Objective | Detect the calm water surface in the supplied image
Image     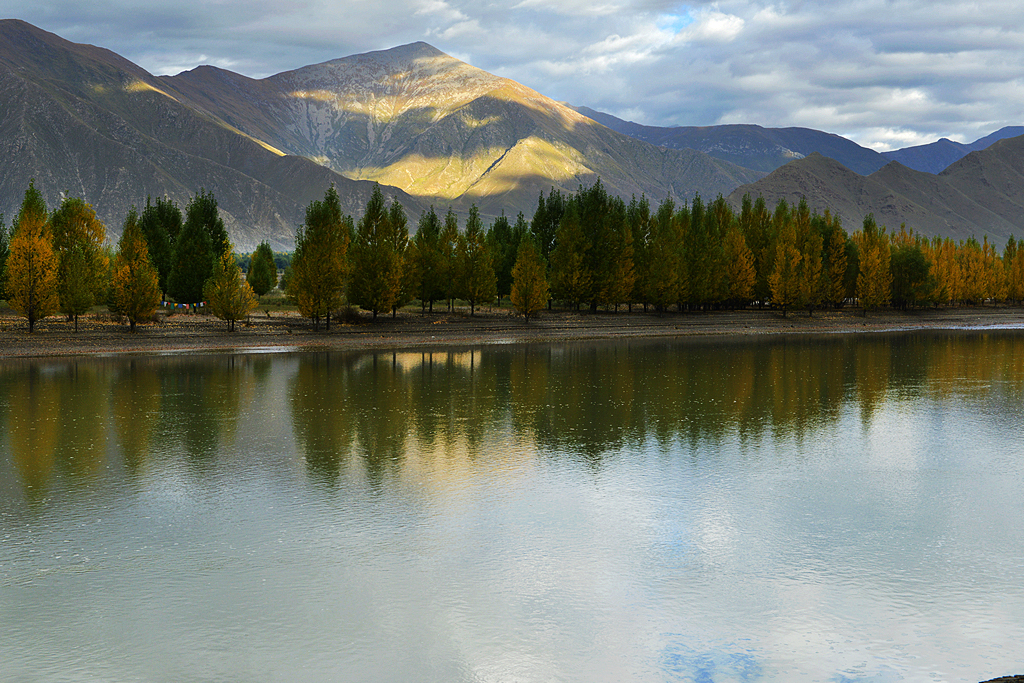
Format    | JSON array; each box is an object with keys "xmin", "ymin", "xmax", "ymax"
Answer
[{"xmin": 1, "ymin": 333, "xmax": 1023, "ymax": 682}]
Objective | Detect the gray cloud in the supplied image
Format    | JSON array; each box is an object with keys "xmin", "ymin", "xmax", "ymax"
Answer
[{"xmin": 10, "ymin": 0, "xmax": 1024, "ymax": 150}]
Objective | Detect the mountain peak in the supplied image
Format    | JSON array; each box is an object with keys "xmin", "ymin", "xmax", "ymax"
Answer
[{"xmin": 377, "ymin": 41, "xmax": 449, "ymax": 60}]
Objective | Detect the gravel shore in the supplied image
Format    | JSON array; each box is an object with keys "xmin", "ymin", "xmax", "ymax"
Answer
[{"xmin": 3, "ymin": 305, "xmax": 1024, "ymax": 358}]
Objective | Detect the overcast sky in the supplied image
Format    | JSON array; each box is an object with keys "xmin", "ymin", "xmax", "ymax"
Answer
[{"xmin": 7, "ymin": 0, "xmax": 1024, "ymax": 150}]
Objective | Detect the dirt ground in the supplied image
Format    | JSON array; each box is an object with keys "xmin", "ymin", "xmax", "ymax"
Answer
[{"xmin": 3, "ymin": 305, "xmax": 1024, "ymax": 358}]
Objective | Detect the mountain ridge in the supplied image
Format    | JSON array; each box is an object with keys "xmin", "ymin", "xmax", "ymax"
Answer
[
  {"xmin": 3, "ymin": 18, "xmax": 1023, "ymax": 251},
  {"xmin": 727, "ymin": 137, "xmax": 1024, "ymax": 244},
  {"xmin": 161, "ymin": 40, "xmax": 763, "ymax": 219},
  {"xmin": 0, "ymin": 19, "xmax": 423, "ymax": 251}
]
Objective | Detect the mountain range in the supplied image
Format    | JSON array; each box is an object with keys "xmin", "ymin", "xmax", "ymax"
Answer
[
  {"xmin": 1, "ymin": 18, "xmax": 1022, "ymax": 249},
  {"xmin": 726, "ymin": 135, "xmax": 1024, "ymax": 244},
  {"xmin": 0, "ymin": 20, "xmax": 759, "ymax": 250},
  {"xmin": 575, "ymin": 106, "xmax": 1024, "ymax": 179}
]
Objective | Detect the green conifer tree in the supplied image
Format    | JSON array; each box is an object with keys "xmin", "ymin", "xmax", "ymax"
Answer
[
  {"xmin": 247, "ymin": 241, "xmax": 278, "ymax": 298},
  {"xmin": 456, "ymin": 205, "xmax": 497, "ymax": 316},
  {"xmin": 349, "ymin": 185, "xmax": 401, "ymax": 320}
]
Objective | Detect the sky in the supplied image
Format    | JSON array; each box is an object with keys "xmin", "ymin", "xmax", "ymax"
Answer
[{"xmin": 6, "ymin": 0, "xmax": 1024, "ymax": 151}]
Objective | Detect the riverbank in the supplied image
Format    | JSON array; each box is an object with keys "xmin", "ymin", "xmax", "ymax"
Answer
[{"xmin": 2, "ymin": 305, "xmax": 1024, "ymax": 358}]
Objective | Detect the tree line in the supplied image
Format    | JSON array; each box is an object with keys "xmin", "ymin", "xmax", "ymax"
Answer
[
  {"xmin": 4, "ymin": 177, "xmax": 1024, "ymax": 333},
  {"xmin": 0, "ymin": 182, "xmax": 264, "ymax": 332},
  {"xmin": 287, "ymin": 178, "xmax": 1024, "ymax": 326}
]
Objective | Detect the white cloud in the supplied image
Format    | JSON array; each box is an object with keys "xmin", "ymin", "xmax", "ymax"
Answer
[
  {"xmin": 13, "ymin": 0, "xmax": 1024, "ymax": 149},
  {"xmin": 677, "ymin": 9, "xmax": 745, "ymax": 42}
]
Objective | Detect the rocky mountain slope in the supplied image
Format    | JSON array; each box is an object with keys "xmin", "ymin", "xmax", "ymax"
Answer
[
  {"xmin": 0, "ymin": 20, "xmax": 422, "ymax": 250},
  {"xmin": 161, "ymin": 43, "xmax": 763, "ymax": 218},
  {"xmin": 727, "ymin": 135, "xmax": 1024, "ymax": 244}
]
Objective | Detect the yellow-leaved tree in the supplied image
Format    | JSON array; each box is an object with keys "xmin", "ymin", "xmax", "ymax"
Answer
[
  {"xmin": 510, "ymin": 238, "xmax": 548, "ymax": 322},
  {"xmin": 7, "ymin": 182, "xmax": 58, "ymax": 332},
  {"xmin": 723, "ymin": 225, "xmax": 756, "ymax": 308},
  {"xmin": 289, "ymin": 185, "xmax": 350, "ymax": 329},
  {"xmin": 111, "ymin": 208, "xmax": 161, "ymax": 332},
  {"xmin": 204, "ymin": 245, "xmax": 258, "ymax": 331},
  {"xmin": 854, "ymin": 214, "xmax": 892, "ymax": 314},
  {"xmin": 768, "ymin": 221, "xmax": 802, "ymax": 316}
]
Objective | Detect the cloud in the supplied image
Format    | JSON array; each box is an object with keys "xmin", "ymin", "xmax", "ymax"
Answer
[
  {"xmin": 677, "ymin": 9, "xmax": 745, "ymax": 43},
  {"xmin": 12, "ymin": 0, "xmax": 1024, "ymax": 150}
]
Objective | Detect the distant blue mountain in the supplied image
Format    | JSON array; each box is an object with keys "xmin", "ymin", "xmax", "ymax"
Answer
[
  {"xmin": 880, "ymin": 127, "xmax": 1024, "ymax": 173},
  {"xmin": 574, "ymin": 106, "xmax": 1022, "ymax": 176}
]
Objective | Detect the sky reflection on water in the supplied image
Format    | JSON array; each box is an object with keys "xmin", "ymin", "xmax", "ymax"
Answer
[{"xmin": 1, "ymin": 332, "xmax": 1023, "ymax": 682}]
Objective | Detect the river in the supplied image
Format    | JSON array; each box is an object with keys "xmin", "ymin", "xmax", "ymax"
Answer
[{"xmin": 1, "ymin": 332, "xmax": 1022, "ymax": 682}]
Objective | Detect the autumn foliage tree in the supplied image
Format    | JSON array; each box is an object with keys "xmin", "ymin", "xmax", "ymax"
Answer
[
  {"xmin": 854, "ymin": 214, "xmax": 892, "ymax": 314},
  {"xmin": 110, "ymin": 208, "xmax": 161, "ymax": 332},
  {"xmin": 205, "ymin": 245, "xmax": 258, "ymax": 330},
  {"xmin": 51, "ymin": 196, "xmax": 108, "ymax": 330},
  {"xmin": 723, "ymin": 225, "xmax": 756, "ymax": 307},
  {"xmin": 768, "ymin": 222, "xmax": 802, "ymax": 316},
  {"xmin": 510, "ymin": 238, "xmax": 548, "ymax": 322},
  {"xmin": 6, "ymin": 182, "xmax": 59, "ymax": 332},
  {"xmin": 289, "ymin": 185, "xmax": 350, "ymax": 329}
]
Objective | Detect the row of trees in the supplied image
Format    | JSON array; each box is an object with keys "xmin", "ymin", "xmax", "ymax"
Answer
[
  {"xmin": 0, "ymin": 182, "xmax": 263, "ymax": 332},
  {"xmin": 287, "ymin": 178, "xmax": 1024, "ymax": 327},
  {"xmin": 285, "ymin": 185, "xmax": 549, "ymax": 328},
  {"xmin": 6, "ymin": 176, "xmax": 1024, "ymax": 333}
]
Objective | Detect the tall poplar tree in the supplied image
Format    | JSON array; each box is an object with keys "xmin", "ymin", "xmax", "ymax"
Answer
[
  {"xmin": 604, "ymin": 199, "xmax": 636, "ymax": 310},
  {"xmin": 647, "ymin": 198, "xmax": 683, "ymax": 312},
  {"xmin": 410, "ymin": 207, "xmax": 444, "ymax": 312},
  {"xmin": 855, "ymin": 214, "xmax": 892, "ymax": 314},
  {"xmin": 0, "ymin": 213, "xmax": 8, "ymax": 299},
  {"xmin": 530, "ymin": 189, "xmax": 564, "ymax": 267},
  {"xmin": 549, "ymin": 202, "xmax": 591, "ymax": 310},
  {"xmin": 723, "ymin": 225, "xmax": 756, "ymax": 308},
  {"xmin": 387, "ymin": 199, "xmax": 412, "ymax": 316},
  {"xmin": 627, "ymin": 195, "xmax": 653, "ymax": 311},
  {"xmin": 768, "ymin": 221, "xmax": 802, "ymax": 316},
  {"xmin": 440, "ymin": 208, "xmax": 461, "ymax": 311},
  {"xmin": 487, "ymin": 212, "xmax": 517, "ymax": 300}
]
